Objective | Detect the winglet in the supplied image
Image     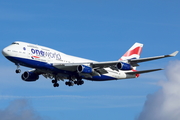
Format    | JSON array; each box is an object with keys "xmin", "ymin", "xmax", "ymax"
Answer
[{"xmin": 169, "ymin": 51, "xmax": 179, "ymax": 57}]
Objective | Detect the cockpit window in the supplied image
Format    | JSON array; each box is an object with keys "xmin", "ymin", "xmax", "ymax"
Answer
[{"xmin": 12, "ymin": 42, "xmax": 19, "ymax": 45}]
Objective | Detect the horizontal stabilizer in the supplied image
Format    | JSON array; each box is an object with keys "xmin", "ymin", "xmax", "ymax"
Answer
[{"xmin": 126, "ymin": 68, "xmax": 163, "ymax": 75}]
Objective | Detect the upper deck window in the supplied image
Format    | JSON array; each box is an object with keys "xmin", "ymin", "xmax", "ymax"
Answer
[{"xmin": 12, "ymin": 42, "xmax": 19, "ymax": 45}]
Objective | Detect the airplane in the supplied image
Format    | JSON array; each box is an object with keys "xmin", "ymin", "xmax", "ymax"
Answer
[{"xmin": 2, "ymin": 41, "xmax": 178, "ymax": 87}]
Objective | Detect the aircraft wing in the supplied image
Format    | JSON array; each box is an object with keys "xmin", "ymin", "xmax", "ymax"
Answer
[
  {"xmin": 53, "ymin": 51, "xmax": 178, "ymax": 73},
  {"xmin": 53, "ymin": 63, "xmax": 82, "ymax": 71},
  {"xmin": 91, "ymin": 51, "xmax": 178, "ymax": 68},
  {"xmin": 53, "ymin": 61, "xmax": 120, "ymax": 71},
  {"xmin": 128, "ymin": 51, "xmax": 179, "ymax": 66},
  {"xmin": 53, "ymin": 61, "xmax": 122, "ymax": 76},
  {"xmin": 53, "ymin": 62, "xmax": 109, "ymax": 75}
]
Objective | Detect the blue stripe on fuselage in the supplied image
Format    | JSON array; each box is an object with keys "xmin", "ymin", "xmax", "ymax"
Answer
[
  {"xmin": 5, "ymin": 56, "xmax": 66, "ymax": 73},
  {"xmin": 5, "ymin": 56, "xmax": 117, "ymax": 81},
  {"xmin": 87, "ymin": 75, "xmax": 117, "ymax": 81}
]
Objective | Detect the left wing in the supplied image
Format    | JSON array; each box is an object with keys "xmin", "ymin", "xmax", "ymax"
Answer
[
  {"xmin": 129, "ymin": 51, "xmax": 179, "ymax": 66},
  {"xmin": 53, "ymin": 63, "xmax": 82, "ymax": 71},
  {"xmin": 53, "ymin": 51, "xmax": 178, "ymax": 75},
  {"xmin": 53, "ymin": 62, "xmax": 109, "ymax": 76}
]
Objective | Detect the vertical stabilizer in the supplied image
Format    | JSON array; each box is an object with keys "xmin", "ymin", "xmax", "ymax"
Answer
[{"xmin": 119, "ymin": 43, "xmax": 143, "ymax": 61}]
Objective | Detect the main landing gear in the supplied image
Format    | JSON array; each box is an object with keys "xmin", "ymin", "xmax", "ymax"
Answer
[
  {"xmin": 52, "ymin": 79, "xmax": 59, "ymax": 87},
  {"xmin": 74, "ymin": 80, "xmax": 84, "ymax": 86},
  {"xmin": 51, "ymin": 76, "xmax": 84, "ymax": 87},
  {"xmin": 15, "ymin": 63, "xmax": 21, "ymax": 73},
  {"xmin": 65, "ymin": 78, "xmax": 84, "ymax": 87},
  {"xmin": 65, "ymin": 81, "xmax": 74, "ymax": 86},
  {"xmin": 75, "ymin": 77, "xmax": 84, "ymax": 86}
]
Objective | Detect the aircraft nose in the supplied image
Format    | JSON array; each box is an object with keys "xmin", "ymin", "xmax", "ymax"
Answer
[{"xmin": 2, "ymin": 47, "xmax": 8, "ymax": 56}]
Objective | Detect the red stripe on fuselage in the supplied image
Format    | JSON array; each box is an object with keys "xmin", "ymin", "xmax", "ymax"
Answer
[{"xmin": 32, "ymin": 56, "xmax": 40, "ymax": 58}]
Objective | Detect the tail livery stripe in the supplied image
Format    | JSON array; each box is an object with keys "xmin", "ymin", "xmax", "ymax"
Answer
[
  {"xmin": 119, "ymin": 43, "xmax": 143, "ymax": 61},
  {"xmin": 123, "ymin": 46, "xmax": 142, "ymax": 57}
]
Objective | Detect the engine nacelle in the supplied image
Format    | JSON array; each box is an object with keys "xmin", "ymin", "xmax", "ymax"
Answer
[
  {"xmin": 77, "ymin": 65, "xmax": 93, "ymax": 73},
  {"xmin": 116, "ymin": 62, "xmax": 132, "ymax": 70},
  {"xmin": 21, "ymin": 71, "xmax": 39, "ymax": 82}
]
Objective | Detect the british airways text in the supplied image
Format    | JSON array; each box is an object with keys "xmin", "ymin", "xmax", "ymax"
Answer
[{"xmin": 31, "ymin": 49, "xmax": 61, "ymax": 60}]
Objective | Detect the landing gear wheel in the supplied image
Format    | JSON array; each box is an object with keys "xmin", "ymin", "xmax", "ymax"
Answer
[
  {"xmin": 65, "ymin": 81, "xmax": 74, "ymax": 86},
  {"xmin": 52, "ymin": 75, "xmax": 59, "ymax": 87},
  {"xmin": 69, "ymin": 82, "xmax": 74, "ymax": 86},
  {"xmin": 15, "ymin": 69, "xmax": 21, "ymax": 73},
  {"xmin": 53, "ymin": 83, "xmax": 59, "ymax": 87},
  {"xmin": 77, "ymin": 80, "xmax": 84, "ymax": 85},
  {"xmin": 74, "ymin": 81, "xmax": 77, "ymax": 84},
  {"xmin": 65, "ymin": 81, "xmax": 69, "ymax": 85},
  {"xmin": 52, "ymin": 80, "xmax": 56, "ymax": 83},
  {"xmin": 80, "ymin": 80, "xmax": 84, "ymax": 85},
  {"xmin": 15, "ymin": 63, "xmax": 21, "ymax": 73}
]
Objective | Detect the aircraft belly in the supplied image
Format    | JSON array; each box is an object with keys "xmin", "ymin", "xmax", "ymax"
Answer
[
  {"xmin": 85, "ymin": 75, "xmax": 117, "ymax": 81},
  {"xmin": 85, "ymin": 71, "xmax": 136, "ymax": 81},
  {"xmin": 5, "ymin": 56, "xmax": 47, "ymax": 68}
]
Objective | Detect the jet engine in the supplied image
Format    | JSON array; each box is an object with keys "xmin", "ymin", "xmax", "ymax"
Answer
[
  {"xmin": 116, "ymin": 62, "xmax": 132, "ymax": 70},
  {"xmin": 21, "ymin": 71, "xmax": 39, "ymax": 82},
  {"xmin": 77, "ymin": 65, "xmax": 93, "ymax": 73}
]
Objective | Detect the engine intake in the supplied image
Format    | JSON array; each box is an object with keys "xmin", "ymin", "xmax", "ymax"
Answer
[
  {"xmin": 116, "ymin": 62, "xmax": 132, "ymax": 70},
  {"xmin": 77, "ymin": 65, "xmax": 93, "ymax": 73},
  {"xmin": 21, "ymin": 71, "xmax": 39, "ymax": 82}
]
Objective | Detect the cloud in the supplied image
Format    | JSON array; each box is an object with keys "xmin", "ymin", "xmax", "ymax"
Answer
[
  {"xmin": 137, "ymin": 60, "xmax": 180, "ymax": 120},
  {"xmin": 0, "ymin": 99, "xmax": 44, "ymax": 120}
]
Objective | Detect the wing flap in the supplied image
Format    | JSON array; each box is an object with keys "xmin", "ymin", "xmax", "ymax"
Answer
[
  {"xmin": 53, "ymin": 63, "xmax": 79, "ymax": 71},
  {"xmin": 92, "ymin": 61, "xmax": 118, "ymax": 68},
  {"xmin": 95, "ymin": 68, "xmax": 108, "ymax": 74}
]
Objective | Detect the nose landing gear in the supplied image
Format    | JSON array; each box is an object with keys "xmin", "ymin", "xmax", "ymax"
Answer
[
  {"xmin": 15, "ymin": 69, "xmax": 21, "ymax": 73},
  {"xmin": 15, "ymin": 63, "xmax": 21, "ymax": 73}
]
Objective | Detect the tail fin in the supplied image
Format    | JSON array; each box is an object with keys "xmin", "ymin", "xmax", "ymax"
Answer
[{"xmin": 119, "ymin": 42, "xmax": 143, "ymax": 61}]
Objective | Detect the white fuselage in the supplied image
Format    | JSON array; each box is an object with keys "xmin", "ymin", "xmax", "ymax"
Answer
[{"xmin": 2, "ymin": 41, "xmax": 136, "ymax": 81}]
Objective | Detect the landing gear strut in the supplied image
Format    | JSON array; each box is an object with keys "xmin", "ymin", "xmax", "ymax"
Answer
[
  {"xmin": 15, "ymin": 63, "xmax": 21, "ymax": 73},
  {"xmin": 75, "ymin": 77, "xmax": 84, "ymax": 86},
  {"xmin": 52, "ymin": 76, "xmax": 59, "ymax": 87}
]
